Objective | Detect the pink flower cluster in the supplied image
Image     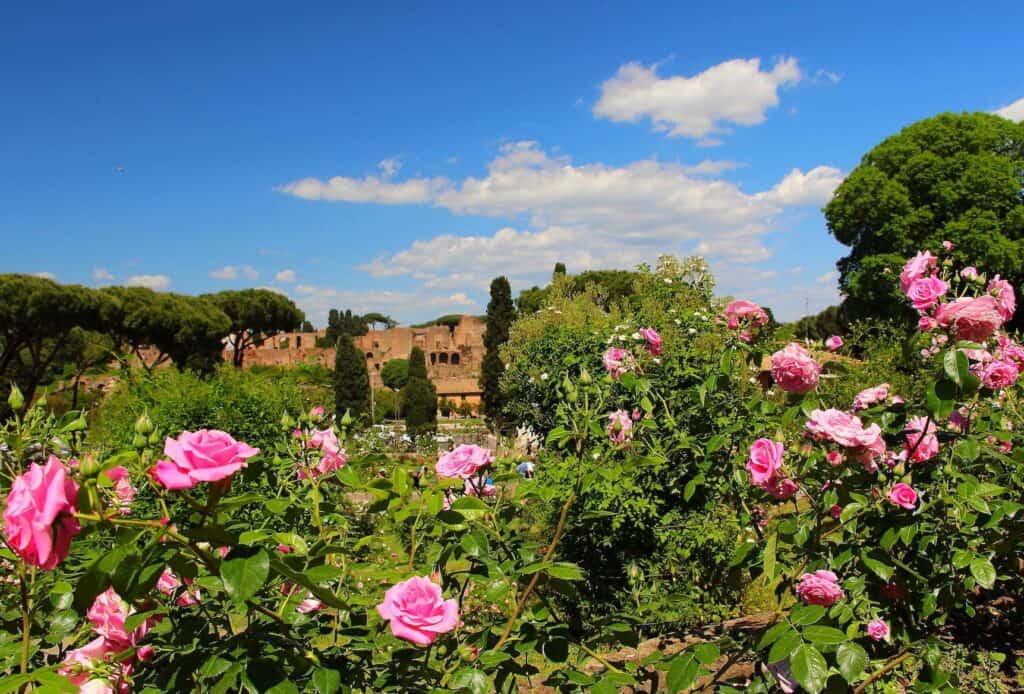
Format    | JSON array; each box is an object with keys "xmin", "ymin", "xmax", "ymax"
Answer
[
  {"xmin": 825, "ymin": 335, "xmax": 843, "ymax": 352},
  {"xmin": 602, "ymin": 347, "xmax": 636, "ymax": 380},
  {"xmin": 104, "ymin": 466, "xmax": 137, "ymax": 515},
  {"xmin": 436, "ymin": 444, "xmax": 494, "ymax": 480},
  {"xmin": 3, "ymin": 456, "xmax": 80, "ymax": 570},
  {"xmin": 795, "ymin": 570, "xmax": 844, "ymax": 606},
  {"xmin": 745, "ymin": 439, "xmax": 798, "ymax": 500},
  {"xmin": 60, "ymin": 588, "xmax": 157, "ymax": 691},
  {"xmin": 607, "ymin": 409, "xmax": 634, "ymax": 444},
  {"xmin": 904, "ymin": 416, "xmax": 939, "ymax": 463},
  {"xmin": 157, "ymin": 568, "xmax": 202, "ymax": 606},
  {"xmin": 719, "ymin": 300, "xmax": 768, "ymax": 342},
  {"xmin": 638, "ymin": 327, "xmax": 662, "ymax": 356},
  {"xmin": 376, "ymin": 575, "xmax": 459, "ymax": 645},
  {"xmin": 299, "ymin": 427, "xmax": 347, "ymax": 479},
  {"xmin": 152, "ymin": 430, "xmax": 259, "ymax": 490},
  {"xmin": 806, "ymin": 409, "xmax": 886, "ymax": 470},
  {"xmin": 852, "ymin": 383, "xmax": 890, "ymax": 411},
  {"xmin": 771, "ymin": 343, "xmax": 821, "ymax": 394},
  {"xmin": 887, "ymin": 482, "xmax": 918, "ymax": 510}
]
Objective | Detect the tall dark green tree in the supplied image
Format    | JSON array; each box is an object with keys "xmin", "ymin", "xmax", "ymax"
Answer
[
  {"xmin": 300, "ymin": 320, "xmax": 314, "ymax": 333},
  {"xmin": 380, "ymin": 358, "xmax": 409, "ymax": 392},
  {"xmin": 480, "ymin": 276, "xmax": 515, "ymax": 428},
  {"xmin": 825, "ymin": 112, "xmax": 1024, "ymax": 324},
  {"xmin": 401, "ymin": 347, "xmax": 436, "ymax": 436},
  {"xmin": 553, "ymin": 262, "xmax": 567, "ymax": 279},
  {"xmin": 203, "ymin": 289, "xmax": 305, "ymax": 367},
  {"xmin": 333, "ymin": 333, "xmax": 370, "ymax": 423}
]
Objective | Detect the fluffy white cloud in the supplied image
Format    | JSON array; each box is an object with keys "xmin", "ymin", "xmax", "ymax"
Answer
[
  {"xmin": 759, "ymin": 166, "xmax": 845, "ymax": 206},
  {"xmin": 210, "ymin": 265, "xmax": 259, "ymax": 281},
  {"xmin": 92, "ymin": 268, "xmax": 114, "ymax": 282},
  {"xmin": 994, "ymin": 97, "xmax": 1024, "ymax": 122},
  {"xmin": 816, "ymin": 271, "xmax": 837, "ymax": 285},
  {"xmin": 275, "ymin": 174, "xmax": 449, "ymax": 204},
  {"xmin": 33, "ymin": 271, "xmax": 57, "ymax": 280},
  {"xmin": 283, "ymin": 285, "xmax": 477, "ymax": 325},
  {"xmin": 378, "ymin": 157, "xmax": 402, "ymax": 178},
  {"xmin": 127, "ymin": 274, "xmax": 170, "ymax": 290},
  {"xmin": 275, "ymin": 269, "xmax": 297, "ymax": 283},
  {"xmin": 593, "ymin": 57, "xmax": 801, "ymax": 140}
]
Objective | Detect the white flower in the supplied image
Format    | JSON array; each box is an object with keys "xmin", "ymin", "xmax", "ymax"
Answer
[
  {"xmin": 631, "ymin": 332, "xmax": 641, "ymax": 341},
  {"xmin": 664, "ymin": 278, "xmax": 672, "ymax": 284},
  {"xmin": 653, "ymin": 357, "xmax": 661, "ymax": 364},
  {"xmin": 748, "ymin": 377, "xmax": 757, "ymax": 384},
  {"xmin": 688, "ymin": 328, "xmax": 696, "ymax": 334},
  {"xmin": 540, "ymin": 373, "xmax": 548, "ymax": 381}
]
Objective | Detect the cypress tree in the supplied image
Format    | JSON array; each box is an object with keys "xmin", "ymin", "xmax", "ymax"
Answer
[
  {"xmin": 480, "ymin": 276, "xmax": 515, "ymax": 428},
  {"xmin": 402, "ymin": 346, "xmax": 437, "ymax": 436},
  {"xmin": 552, "ymin": 262, "xmax": 567, "ymax": 279},
  {"xmin": 333, "ymin": 333, "xmax": 370, "ymax": 424}
]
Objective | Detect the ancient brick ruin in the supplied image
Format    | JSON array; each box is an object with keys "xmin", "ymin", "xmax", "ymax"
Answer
[{"xmin": 231, "ymin": 315, "xmax": 486, "ymax": 411}]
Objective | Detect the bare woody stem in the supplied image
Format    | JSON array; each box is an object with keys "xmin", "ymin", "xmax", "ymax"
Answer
[{"xmin": 853, "ymin": 650, "xmax": 912, "ymax": 694}]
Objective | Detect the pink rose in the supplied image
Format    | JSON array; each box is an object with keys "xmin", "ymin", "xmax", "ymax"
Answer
[
  {"xmin": 722, "ymin": 300, "xmax": 769, "ymax": 328},
  {"xmin": 825, "ymin": 335, "xmax": 843, "ymax": 352},
  {"xmin": 830, "ymin": 504, "xmax": 842, "ymax": 519},
  {"xmin": 464, "ymin": 479, "xmax": 497, "ymax": 497},
  {"xmin": 88, "ymin": 587, "xmax": 151, "ymax": 648},
  {"xmin": 866, "ymin": 618, "xmax": 890, "ymax": 641},
  {"xmin": 157, "ymin": 568, "xmax": 201, "ymax": 606},
  {"xmin": 887, "ymin": 482, "xmax": 918, "ymax": 510},
  {"xmin": 961, "ymin": 267, "xmax": 979, "ymax": 280},
  {"xmin": 771, "ymin": 343, "xmax": 821, "ymax": 394},
  {"xmin": 3, "ymin": 456, "xmax": 80, "ymax": 570},
  {"xmin": 277, "ymin": 544, "xmax": 292, "ymax": 553},
  {"xmin": 376, "ymin": 576, "xmax": 459, "ymax": 646},
  {"xmin": 906, "ymin": 276, "xmax": 948, "ymax": 312},
  {"xmin": 638, "ymin": 327, "xmax": 662, "ymax": 356},
  {"xmin": 997, "ymin": 336, "xmax": 1024, "ymax": 364},
  {"xmin": 988, "ymin": 275, "xmax": 1016, "ymax": 322},
  {"xmin": 825, "ymin": 451, "xmax": 843, "ymax": 467},
  {"xmin": 60, "ymin": 637, "xmax": 117, "ymax": 687},
  {"xmin": 806, "ymin": 409, "xmax": 882, "ymax": 449},
  {"xmin": 602, "ymin": 347, "xmax": 634, "ymax": 380},
  {"xmin": 942, "ymin": 240, "xmax": 954, "ymax": 251},
  {"xmin": 153, "ymin": 430, "xmax": 259, "ymax": 490},
  {"xmin": 435, "ymin": 444, "xmax": 493, "ymax": 479},
  {"xmin": 607, "ymin": 409, "xmax": 634, "ymax": 444},
  {"xmin": 980, "ymin": 360, "xmax": 1019, "ymax": 390},
  {"xmin": 104, "ymin": 466, "xmax": 136, "ymax": 514},
  {"xmin": 299, "ymin": 428, "xmax": 347, "ymax": 479},
  {"xmin": 948, "ymin": 410, "xmax": 969, "ymax": 433},
  {"xmin": 935, "ymin": 296, "xmax": 1003, "ymax": 342},
  {"xmin": 904, "ymin": 416, "xmax": 939, "ymax": 463},
  {"xmin": 297, "ymin": 594, "xmax": 324, "ymax": 614},
  {"xmin": 852, "ymin": 383, "xmax": 890, "ymax": 411},
  {"xmin": 309, "ymin": 405, "xmax": 325, "ymax": 421},
  {"xmin": 765, "ymin": 478, "xmax": 799, "ymax": 501},
  {"xmin": 746, "ymin": 439, "xmax": 783, "ymax": 486},
  {"xmin": 795, "ymin": 570, "xmax": 844, "ymax": 606},
  {"xmin": 918, "ymin": 316, "xmax": 938, "ymax": 332},
  {"xmin": 899, "ymin": 251, "xmax": 937, "ymax": 292}
]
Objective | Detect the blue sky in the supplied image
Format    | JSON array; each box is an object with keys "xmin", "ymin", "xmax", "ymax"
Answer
[{"xmin": 2, "ymin": 1, "xmax": 1022, "ymax": 324}]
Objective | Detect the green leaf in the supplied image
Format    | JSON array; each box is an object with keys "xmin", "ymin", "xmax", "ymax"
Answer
[
  {"xmin": 790, "ymin": 644, "xmax": 828, "ymax": 694},
  {"xmin": 790, "ymin": 604, "xmax": 825, "ymax": 626},
  {"xmin": 547, "ymin": 562, "xmax": 585, "ymax": 580},
  {"xmin": 694, "ymin": 643, "xmax": 720, "ymax": 666},
  {"xmin": 953, "ymin": 438, "xmax": 980, "ymax": 463},
  {"xmin": 311, "ymin": 669, "xmax": 340, "ymax": 694},
  {"xmin": 666, "ymin": 654, "xmax": 700, "ymax": 693},
  {"xmin": 970, "ymin": 557, "xmax": 996, "ymax": 589},
  {"xmin": 757, "ymin": 622, "xmax": 790, "ymax": 649},
  {"xmin": 221, "ymin": 550, "xmax": 269, "ymax": 603},
  {"xmin": 450, "ymin": 496, "xmax": 489, "ymax": 519},
  {"xmin": 837, "ymin": 642, "xmax": 868, "ymax": 683},
  {"xmin": 802, "ymin": 625, "xmax": 847, "ymax": 645},
  {"xmin": 768, "ymin": 628, "xmax": 800, "ymax": 664},
  {"xmin": 449, "ymin": 668, "xmax": 489, "ymax": 694},
  {"xmin": 860, "ymin": 550, "xmax": 893, "ymax": 581}
]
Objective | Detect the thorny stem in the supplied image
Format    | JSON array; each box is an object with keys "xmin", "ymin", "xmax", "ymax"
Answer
[
  {"xmin": 853, "ymin": 650, "xmax": 912, "ymax": 694},
  {"xmin": 18, "ymin": 563, "xmax": 31, "ymax": 677}
]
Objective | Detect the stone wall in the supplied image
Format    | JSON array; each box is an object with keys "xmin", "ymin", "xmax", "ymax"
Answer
[{"xmin": 230, "ymin": 316, "xmax": 485, "ymax": 410}]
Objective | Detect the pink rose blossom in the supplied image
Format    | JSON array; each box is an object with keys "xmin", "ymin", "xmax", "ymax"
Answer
[
  {"xmin": 904, "ymin": 416, "xmax": 939, "ymax": 463},
  {"xmin": 765, "ymin": 478, "xmax": 799, "ymax": 500},
  {"xmin": 806, "ymin": 409, "xmax": 882, "ymax": 449},
  {"xmin": 887, "ymin": 483, "xmax": 918, "ymax": 510},
  {"xmin": 961, "ymin": 266, "xmax": 979, "ymax": 280},
  {"xmin": 87, "ymin": 587, "xmax": 152, "ymax": 648},
  {"xmin": 771, "ymin": 343, "xmax": 821, "ymax": 394},
  {"xmin": 918, "ymin": 316, "xmax": 938, "ymax": 332},
  {"xmin": 948, "ymin": 410, "xmax": 969, "ymax": 433},
  {"xmin": 631, "ymin": 409, "xmax": 642, "ymax": 421},
  {"xmin": 746, "ymin": 439, "xmax": 783, "ymax": 487},
  {"xmin": 980, "ymin": 360, "xmax": 1019, "ymax": 390},
  {"xmin": 796, "ymin": 570, "xmax": 845, "ymax": 606},
  {"xmin": 824, "ymin": 335, "xmax": 843, "ymax": 352},
  {"xmin": 935, "ymin": 296, "xmax": 1003, "ymax": 342},
  {"xmin": 942, "ymin": 240, "xmax": 954, "ymax": 251},
  {"xmin": 988, "ymin": 275, "xmax": 1016, "ymax": 322},
  {"xmin": 463, "ymin": 478, "xmax": 497, "ymax": 497},
  {"xmin": 830, "ymin": 504, "xmax": 842, "ymax": 519},
  {"xmin": 997, "ymin": 336, "xmax": 1024, "ymax": 364},
  {"xmin": 900, "ymin": 251, "xmax": 938, "ymax": 292},
  {"xmin": 906, "ymin": 276, "xmax": 948, "ymax": 311},
  {"xmin": 607, "ymin": 409, "xmax": 634, "ymax": 444},
  {"xmin": 309, "ymin": 405, "xmax": 325, "ymax": 421},
  {"xmin": 602, "ymin": 347, "xmax": 634, "ymax": 380},
  {"xmin": 297, "ymin": 594, "xmax": 324, "ymax": 614},
  {"xmin": 853, "ymin": 383, "xmax": 890, "ymax": 411},
  {"xmin": 721, "ymin": 300, "xmax": 769, "ymax": 328},
  {"xmin": 825, "ymin": 451, "xmax": 843, "ymax": 467},
  {"xmin": 299, "ymin": 428, "xmax": 347, "ymax": 479},
  {"xmin": 157, "ymin": 568, "xmax": 201, "ymax": 606},
  {"xmin": 277, "ymin": 544, "xmax": 292, "ymax": 553},
  {"xmin": 435, "ymin": 444, "xmax": 493, "ymax": 480},
  {"xmin": 638, "ymin": 327, "xmax": 662, "ymax": 356},
  {"xmin": 867, "ymin": 619, "xmax": 890, "ymax": 641},
  {"xmin": 104, "ymin": 466, "xmax": 136, "ymax": 514},
  {"xmin": 153, "ymin": 430, "xmax": 259, "ymax": 490},
  {"xmin": 376, "ymin": 576, "xmax": 459, "ymax": 646},
  {"xmin": 3, "ymin": 456, "xmax": 80, "ymax": 570}
]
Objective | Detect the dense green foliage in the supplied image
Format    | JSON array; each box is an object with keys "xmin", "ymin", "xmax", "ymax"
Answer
[
  {"xmin": 333, "ymin": 333, "xmax": 370, "ymax": 424},
  {"xmin": 825, "ymin": 112, "xmax": 1024, "ymax": 323},
  {"xmin": 517, "ymin": 268, "xmax": 642, "ymax": 314},
  {"xmin": 481, "ymin": 277, "xmax": 514, "ymax": 428},
  {"xmin": 401, "ymin": 347, "xmax": 437, "ymax": 435},
  {"xmin": 380, "ymin": 358, "xmax": 409, "ymax": 392},
  {"xmin": 791, "ymin": 304, "xmax": 847, "ymax": 340},
  {"xmin": 202, "ymin": 289, "xmax": 304, "ymax": 367}
]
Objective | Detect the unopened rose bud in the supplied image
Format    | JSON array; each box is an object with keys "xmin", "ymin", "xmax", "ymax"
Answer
[
  {"xmin": 340, "ymin": 409, "xmax": 353, "ymax": 426},
  {"xmin": 135, "ymin": 411, "xmax": 154, "ymax": 435},
  {"xmin": 132, "ymin": 434, "xmax": 148, "ymax": 449},
  {"xmin": 7, "ymin": 384, "xmax": 24, "ymax": 412},
  {"xmin": 579, "ymin": 368, "xmax": 592, "ymax": 385},
  {"xmin": 147, "ymin": 431, "xmax": 161, "ymax": 445},
  {"xmin": 79, "ymin": 454, "xmax": 101, "ymax": 478},
  {"xmin": 281, "ymin": 411, "xmax": 296, "ymax": 429}
]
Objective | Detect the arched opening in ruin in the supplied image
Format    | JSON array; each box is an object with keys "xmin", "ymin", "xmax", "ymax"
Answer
[
  {"xmin": 365, "ymin": 352, "xmax": 374, "ymax": 360},
  {"xmin": 438, "ymin": 353, "xmax": 449, "ymax": 364},
  {"xmin": 295, "ymin": 336, "xmax": 302, "ymax": 348},
  {"xmin": 450, "ymin": 353, "xmax": 460, "ymax": 365},
  {"xmin": 430, "ymin": 353, "xmax": 437, "ymax": 365}
]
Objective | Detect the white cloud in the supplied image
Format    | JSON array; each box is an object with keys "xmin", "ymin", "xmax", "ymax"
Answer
[
  {"xmin": 275, "ymin": 174, "xmax": 449, "ymax": 204},
  {"xmin": 791, "ymin": 266, "xmax": 804, "ymax": 275},
  {"xmin": 378, "ymin": 157, "xmax": 402, "ymax": 178},
  {"xmin": 815, "ymin": 69, "xmax": 842, "ymax": 84},
  {"xmin": 994, "ymin": 97, "xmax": 1024, "ymax": 122},
  {"xmin": 816, "ymin": 271, "xmax": 837, "ymax": 285},
  {"xmin": 92, "ymin": 268, "xmax": 114, "ymax": 282},
  {"xmin": 593, "ymin": 57, "xmax": 801, "ymax": 140},
  {"xmin": 210, "ymin": 265, "xmax": 259, "ymax": 281},
  {"xmin": 275, "ymin": 269, "xmax": 297, "ymax": 283},
  {"xmin": 127, "ymin": 274, "xmax": 170, "ymax": 290},
  {"xmin": 759, "ymin": 166, "xmax": 845, "ymax": 206},
  {"xmin": 33, "ymin": 271, "xmax": 57, "ymax": 280}
]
